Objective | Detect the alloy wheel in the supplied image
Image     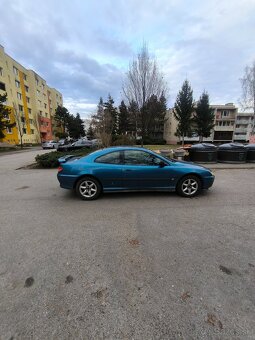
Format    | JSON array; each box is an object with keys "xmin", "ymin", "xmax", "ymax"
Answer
[
  {"xmin": 79, "ymin": 180, "xmax": 98, "ymax": 198},
  {"xmin": 181, "ymin": 178, "xmax": 198, "ymax": 196}
]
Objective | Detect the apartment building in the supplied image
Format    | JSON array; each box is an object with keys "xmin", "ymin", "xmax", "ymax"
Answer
[
  {"xmin": 233, "ymin": 112, "xmax": 254, "ymax": 142},
  {"xmin": 164, "ymin": 103, "xmax": 238, "ymax": 144},
  {"xmin": 212, "ymin": 103, "xmax": 237, "ymax": 142},
  {"xmin": 0, "ymin": 45, "xmax": 63, "ymax": 145}
]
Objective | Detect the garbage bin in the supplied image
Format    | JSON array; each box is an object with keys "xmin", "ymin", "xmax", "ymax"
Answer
[
  {"xmin": 245, "ymin": 144, "xmax": 255, "ymax": 163},
  {"xmin": 173, "ymin": 148, "xmax": 186, "ymax": 160},
  {"xmin": 218, "ymin": 143, "xmax": 247, "ymax": 163},
  {"xmin": 189, "ymin": 143, "xmax": 217, "ymax": 163},
  {"xmin": 160, "ymin": 149, "xmax": 173, "ymax": 158}
]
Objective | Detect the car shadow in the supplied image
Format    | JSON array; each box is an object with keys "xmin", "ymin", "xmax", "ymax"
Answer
[{"xmin": 62, "ymin": 189, "xmax": 212, "ymax": 201}]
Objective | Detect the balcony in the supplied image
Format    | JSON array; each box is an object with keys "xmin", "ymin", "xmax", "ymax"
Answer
[
  {"xmin": 216, "ymin": 116, "xmax": 236, "ymax": 121},
  {"xmin": 40, "ymin": 126, "xmax": 47, "ymax": 133},
  {"xmin": 214, "ymin": 126, "xmax": 234, "ymax": 131},
  {"xmin": 236, "ymin": 120, "xmax": 250, "ymax": 125},
  {"xmin": 233, "ymin": 134, "xmax": 248, "ymax": 141},
  {"xmin": 235, "ymin": 127, "xmax": 247, "ymax": 133}
]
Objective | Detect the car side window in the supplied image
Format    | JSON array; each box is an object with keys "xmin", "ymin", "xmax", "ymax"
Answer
[
  {"xmin": 95, "ymin": 151, "xmax": 121, "ymax": 164},
  {"xmin": 124, "ymin": 150, "xmax": 162, "ymax": 166}
]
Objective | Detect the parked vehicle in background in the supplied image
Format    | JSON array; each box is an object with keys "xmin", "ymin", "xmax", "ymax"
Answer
[
  {"xmin": 58, "ymin": 139, "xmax": 68, "ymax": 146},
  {"xmin": 42, "ymin": 140, "xmax": 59, "ymax": 149},
  {"xmin": 57, "ymin": 139, "xmax": 93, "ymax": 152},
  {"xmin": 57, "ymin": 146, "xmax": 215, "ymax": 200}
]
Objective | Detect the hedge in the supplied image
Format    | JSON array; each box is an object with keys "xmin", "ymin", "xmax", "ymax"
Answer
[{"xmin": 35, "ymin": 148, "xmax": 92, "ymax": 168}]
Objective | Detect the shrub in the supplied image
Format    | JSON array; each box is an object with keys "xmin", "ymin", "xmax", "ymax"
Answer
[
  {"xmin": 35, "ymin": 148, "xmax": 91, "ymax": 168},
  {"xmin": 136, "ymin": 137, "xmax": 166, "ymax": 145},
  {"xmin": 112, "ymin": 135, "xmax": 135, "ymax": 146}
]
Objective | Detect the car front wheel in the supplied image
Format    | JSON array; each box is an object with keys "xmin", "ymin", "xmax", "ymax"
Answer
[
  {"xmin": 75, "ymin": 177, "xmax": 101, "ymax": 200},
  {"xmin": 176, "ymin": 175, "xmax": 201, "ymax": 197}
]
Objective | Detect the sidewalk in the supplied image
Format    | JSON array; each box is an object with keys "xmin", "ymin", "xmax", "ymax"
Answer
[
  {"xmin": 0, "ymin": 146, "xmax": 42, "ymax": 157},
  {"xmin": 197, "ymin": 162, "xmax": 255, "ymax": 169}
]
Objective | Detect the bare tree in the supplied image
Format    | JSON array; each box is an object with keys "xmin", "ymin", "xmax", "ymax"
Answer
[
  {"xmin": 240, "ymin": 60, "xmax": 255, "ymax": 133},
  {"xmin": 122, "ymin": 43, "xmax": 167, "ymax": 146}
]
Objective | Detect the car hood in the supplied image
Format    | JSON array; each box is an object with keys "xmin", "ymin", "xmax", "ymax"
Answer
[{"xmin": 171, "ymin": 159, "xmax": 211, "ymax": 171}]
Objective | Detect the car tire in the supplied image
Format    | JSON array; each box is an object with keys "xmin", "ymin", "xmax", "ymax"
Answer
[
  {"xmin": 75, "ymin": 177, "xmax": 102, "ymax": 201},
  {"xmin": 176, "ymin": 175, "xmax": 201, "ymax": 198}
]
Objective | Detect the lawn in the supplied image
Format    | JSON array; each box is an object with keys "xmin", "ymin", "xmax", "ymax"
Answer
[{"xmin": 144, "ymin": 144, "xmax": 179, "ymax": 151}]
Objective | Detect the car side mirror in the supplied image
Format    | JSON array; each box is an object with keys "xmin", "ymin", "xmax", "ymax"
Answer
[{"xmin": 159, "ymin": 161, "xmax": 166, "ymax": 168}]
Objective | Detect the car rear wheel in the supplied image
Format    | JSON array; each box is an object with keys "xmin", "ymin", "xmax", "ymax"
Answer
[
  {"xmin": 176, "ymin": 175, "xmax": 201, "ymax": 197},
  {"xmin": 75, "ymin": 177, "xmax": 101, "ymax": 200}
]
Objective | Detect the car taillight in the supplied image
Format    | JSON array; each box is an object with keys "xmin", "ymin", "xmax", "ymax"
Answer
[{"xmin": 58, "ymin": 166, "xmax": 63, "ymax": 172}]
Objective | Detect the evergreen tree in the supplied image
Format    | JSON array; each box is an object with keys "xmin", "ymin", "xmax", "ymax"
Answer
[
  {"xmin": 0, "ymin": 93, "xmax": 16, "ymax": 139},
  {"xmin": 55, "ymin": 105, "xmax": 70, "ymax": 132},
  {"xmin": 86, "ymin": 123, "xmax": 95, "ymax": 139},
  {"xmin": 193, "ymin": 92, "xmax": 215, "ymax": 142},
  {"xmin": 103, "ymin": 94, "xmax": 118, "ymax": 137},
  {"xmin": 143, "ymin": 94, "xmax": 167, "ymax": 141},
  {"xmin": 128, "ymin": 100, "xmax": 140, "ymax": 138},
  {"xmin": 174, "ymin": 80, "xmax": 194, "ymax": 146},
  {"xmin": 67, "ymin": 113, "xmax": 85, "ymax": 139},
  {"xmin": 92, "ymin": 97, "xmax": 104, "ymax": 133},
  {"xmin": 118, "ymin": 100, "xmax": 129, "ymax": 135}
]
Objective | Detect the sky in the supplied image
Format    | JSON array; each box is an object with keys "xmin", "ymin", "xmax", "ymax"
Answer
[{"xmin": 0, "ymin": 0, "xmax": 255, "ymax": 119}]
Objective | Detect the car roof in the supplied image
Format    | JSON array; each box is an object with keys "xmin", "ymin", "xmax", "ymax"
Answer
[{"xmin": 83, "ymin": 146, "xmax": 159, "ymax": 161}]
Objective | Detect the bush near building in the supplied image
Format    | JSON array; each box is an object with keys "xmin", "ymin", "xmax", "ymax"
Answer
[{"xmin": 35, "ymin": 148, "xmax": 91, "ymax": 168}]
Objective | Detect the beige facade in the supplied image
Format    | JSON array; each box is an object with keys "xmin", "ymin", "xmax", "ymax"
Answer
[
  {"xmin": 0, "ymin": 45, "xmax": 63, "ymax": 145},
  {"xmin": 164, "ymin": 103, "xmax": 238, "ymax": 144},
  {"xmin": 233, "ymin": 112, "xmax": 254, "ymax": 142}
]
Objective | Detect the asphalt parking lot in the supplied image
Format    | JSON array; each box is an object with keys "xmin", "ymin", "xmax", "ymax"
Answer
[{"xmin": 0, "ymin": 150, "xmax": 255, "ymax": 339}]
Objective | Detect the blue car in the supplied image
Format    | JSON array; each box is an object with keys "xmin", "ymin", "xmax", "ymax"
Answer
[{"xmin": 57, "ymin": 147, "xmax": 215, "ymax": 200}]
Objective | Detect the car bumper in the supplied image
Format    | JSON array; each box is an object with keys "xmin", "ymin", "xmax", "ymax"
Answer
[
  {"xmin": 57, "ymin": 174, "xmax": 78, "ymax": 189},
  {"xmin": 203, "ymin": 175, "xmax": 215, "ymax": 189}
]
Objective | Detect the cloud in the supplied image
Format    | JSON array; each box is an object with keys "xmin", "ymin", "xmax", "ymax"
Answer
[{"xmin": 0, "ymin": 0, "xmax": 255, "ymax": 118}]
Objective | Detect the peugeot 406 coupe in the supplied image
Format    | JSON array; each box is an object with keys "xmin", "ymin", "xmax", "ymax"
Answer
[{"xmin": 57, "ymin": 147, "xmax": 215, "ymax": 200}]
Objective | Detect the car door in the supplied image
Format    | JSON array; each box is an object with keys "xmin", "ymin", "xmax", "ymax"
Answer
[
  {"xmin": 122, "ymin": 150, "xmax": 173, "ymax": 190},
  {"xmin": 93, "ymin": 151, "xmax": 124, "ymax": 190}
]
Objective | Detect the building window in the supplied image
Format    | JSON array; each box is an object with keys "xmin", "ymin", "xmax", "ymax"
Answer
[
  {"xmin": 0, "ymin": 67, "xmax": 3, "ymax": 76},
  {"xmin": 25, "ymin": 85, "xmax": 29, "ymax": 92},
  {"xmin": 44, "ymin": 103, "xmax": 47, "ymax": 109},
  {"xmin": 31, "ymin": 129, "xmax": 34, "ymax": 134},
  {"xmin": 6, "ymin": 126, "xmax": 13, "ymax": 133},
  {"xmin": 15, "ymin": 80, "xmax": 20, "ymax": 88},
  {"xmin": 13, "ymin": 66, "xmax": 18, "ymax": 75},
  {"xmin": 42, "ymin": 83, "xmax": 45, "ymax": 89},
  {"xmin": 17, "ymin": 92, "xmax": 22, "ymax": 100},
  {"xmin": 22, "ymin": 128, "xmax": 27, "ymax": 134},
  {"xmin": 37, "ymin": 89, "xmax": 40, "ymax": 95},
  {"xmin": 35, "ymin": 78, "xmax": 39, "ymax": 86},
  {"xmin": 26, "ymin": 96, "xmax": 30, "ymax": 103},
  {"xmin": 28, "ymin": 108, "xmax": 32, "ymax": 114},
  {"xmin": 21, "ymin": 117, "xmax": 25, "ymax": 123},
  {"xmin": 39, "ymin": 110, "xmax": 42, "ymax": 115},
  {"xmin": 0, "ymin": 82, "xmax": 6, "ymax": 91},
  {"xmin": 29, "ymin": 119, "xmax": 34, "ymax": 124},
  {"xmin": 222, "ymin": 110, "xmax": 229, "ymax": 117},
  {"xmin": 18, "ymin": 104, "xmax": 23, "ymax": 112},
  {"xmin": 23, "ymin": 73, "xmax": 27, "ymax": 81}
]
